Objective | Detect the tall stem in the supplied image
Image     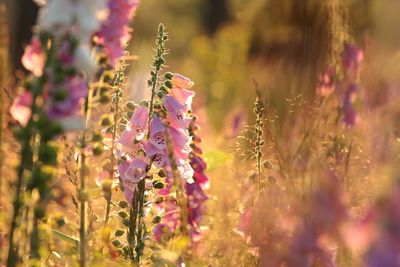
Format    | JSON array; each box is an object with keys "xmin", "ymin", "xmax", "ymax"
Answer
[
  {"xmin": 79, "ymin": 81, "xmax": 94, "ymax": 267},
  {"xmin": 6, "ymin": 136, "xmax": 31, "ymax": 266},
  {"xmin": 0, "ymin": 1, "xmax": 9, "ymax": 212},
  {"xmin": 7, "ymin": 84, "xmax": 39, "ymax": 265},
  {"xmin": 105, "ymin": 62, "xmax": 126, "ymax": 225},
  {"xmin": 79, "ymin": 133, "xmax": 87, "ymax": 267}
]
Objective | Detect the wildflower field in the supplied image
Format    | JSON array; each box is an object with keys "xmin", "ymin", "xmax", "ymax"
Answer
[{"xmin": 1, "ymin": 0, "xmax": 400, "ymax": 266}]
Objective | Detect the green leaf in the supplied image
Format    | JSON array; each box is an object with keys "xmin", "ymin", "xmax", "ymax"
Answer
[
  {"xmin": 52, "ymin": 229, "xmax": 79, "ymax": 247},
  {"xmin": 203, "ymin": 149, "xmax": 231, "ymax": 171}
]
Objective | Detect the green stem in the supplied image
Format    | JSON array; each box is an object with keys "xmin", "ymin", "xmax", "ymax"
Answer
[
  {"xmin": 79, "ymin": 82, "xmax": 93, "ymax": 267},
  {"xmin": 79, "ymin": 133, "xmax": 87, "ymax": 267},
  {"xmin": 148, "ymin": 68, "xmax": 159, "ymax": 126},
  {"xmin": 6, "ymin": 130, "xmax": 33, "ymax": 266},
  {"xmin": 135, "ymin": 180, "xmax": 145, "ymax": 262}
]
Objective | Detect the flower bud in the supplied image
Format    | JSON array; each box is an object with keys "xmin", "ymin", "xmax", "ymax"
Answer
[
  {"xmin": 114, "ymin": 229, "xmax": 125, "ymax": 237},
  {"xmin": 99, "ymin": 94, "xmax": 111, "ymax": 104},
  {"xmin": 164, "ymin": 72, "xmax": 173, "ymax": 79},
  {"xmin": 125, "ymin": 101, "xmax": 137, "ymax": 110},
  {"xmin": 112, "ymin": 239, "xmax": 122, "ymax": 247},
  {"xmin": 263, "ymin": 160, "xmax": 273, "ymax": 169},
  {"xmin": 92, "ymin": 143, "xmax": 103, "ymax": 156},
  {"xmin": 92, "ymin": 132, "xmax": 103, "ymax": 142},
  {"xmin": 153, "ymin": 180, "xmax": 165, "ymax": 189},
  {"xmin": 122, "ymin": 218, "xmax": 130, "ymax": 227},
  {"xmin": 140, "ymin": 101, "xmax": 149, "ymax": 107},
  {"xmin": 118, "ymin": 200, "xmax": 128, "ymax": 208},
  {"xmin": 164, "ymin": 80, "xmax": 173, "ymax": 89},
  {"xmin": 155, "ymin": 196, "xmax": 164, "ymax": 204},
  {"xmin": 118, "ymin": 211, "xmax": 128, "ymax": 219},
  {"xmin": 152, "ymin": 215, "xmax": 162, "ymax": 224},
  {"xmin": 100, "ymin": 116, "xmax": 112, "ymax": 126},
  {"xmin": 158, "ymin": 170, "xmax": 166, "ymax": 178}
]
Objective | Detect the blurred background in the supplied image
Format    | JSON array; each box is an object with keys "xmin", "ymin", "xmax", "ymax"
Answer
[
  {"xmin": 3, "ymin": 0, "xmax": 400, "ymax": 132},
  {"xmin": 2, "ymin": 1, "xmax": 400, "ymax": 265}
]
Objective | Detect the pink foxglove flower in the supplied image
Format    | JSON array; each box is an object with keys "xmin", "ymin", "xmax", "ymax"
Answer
[
  {"xmin": 316, "ymin": 69, "xmax": 335, "ymax": 97},
  {"xmin": 163, "ymin": 95, "xmax": 191, "ymax": 129},
  {"xmin": 126, "ymin": 106, "xmax": 149, "ymax": 141},
  {"xmin": 118, "ymin": 158, "xmax": 148, "ymax": 203},
  {"xmin": 96, "ymin": 0, "xmax": 139, "ymax": 66},
  {"xmin": 171, "ymin": 73, "xmax": 194, "ymax": 89},
  {"xmin": 22, "ymin": 37, "xmax": 45, "ymax": 77},
  {"xmin": 10, "ymin": 91, "xmax": 33, "ymax": 127}
]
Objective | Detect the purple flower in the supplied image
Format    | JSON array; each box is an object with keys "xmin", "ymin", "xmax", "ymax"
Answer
[
  {"xmin": 45, "ymin": 76, "xmax": 88, "ymax": 119},
  {"xmin": 342, "ymin": 83, "xmax": 359, "ymax": 126},
  {"xmin": 342, "ymin": 43, "xmax": 364, "ymax": 77},
  {"xmin": 191, "ymin": 155, "xmax": 209, "ymax": 188}
]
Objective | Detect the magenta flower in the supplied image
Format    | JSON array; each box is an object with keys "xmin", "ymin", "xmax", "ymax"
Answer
[
  {"xmin": 96, "ymin": 0, "xmax": 139, "ymax": 66},
  {"xmin": 10, "ymin": 91, "xmax": 33, "ymax": 127},
  {"xmin": 22, "ymin": 37, "xmax": 45, "ymax": 77},
  {"xmin": 153, "ymin": 223, "xmax": 170, "ymax": 242},
  {"xmin": 185, "ymin": 182, "xmax": 207, "ymax": 225},
  {"xmin": 191, "ymin": 155, "xmax": 209, "ymax": 188},
  {"xmin": 58, "ymin": 40, "xmax": 75, "ymax": 65}
]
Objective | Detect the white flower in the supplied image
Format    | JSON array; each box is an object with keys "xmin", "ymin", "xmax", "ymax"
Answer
[
  {"xmin": 177, "ymin": 160, "xmax": 194, "ymax": 184},
  {"xmin": 74, "ymin": 44, "xmax": 96, "ymax": 79},
  {"xmin": 37, "ymin": 0, "xmax": 108, "ymax": 43}
]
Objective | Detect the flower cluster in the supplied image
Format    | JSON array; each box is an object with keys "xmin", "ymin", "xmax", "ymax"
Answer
[
  {"xmin": 341, "ymin": 43, "xmax": 363, "ymax": 126},
  {"xmin": 361, "ymin": 181, "xmax": 400, "ymax": 267},
  {"xmin": 316, "ymin": 43, "xmax": 364, "ymax": 126},
  {"xmin": 116, "ymin": 74, "xmax": 195, "ymax": 203},
  {"xmin": 240, "ymin": 173, "xmax": 347, "ymax": 267},
  {"xmin": 185, "ymin": 117, "xmax": 209, "ymax": 242},
  {"xmin": 11, "ymin": 0, "xmax": 109, "ymax": 129},
  {"xmin": 96, "ymin": 0, "xmax": 139, "ymax": 66},
  {"xmin": 117, "ymin": 106, "xmax": 149, "ymax": 203}
]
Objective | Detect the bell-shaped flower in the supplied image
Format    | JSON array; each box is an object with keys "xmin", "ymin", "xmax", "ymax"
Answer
[
  {"xmin": 169, "ymin": 88, "xmax": 195, "ymax": 109},
  {"xmin": 118, "ymin": 158, "xmax": 148, "ymax": 203},
  {"xmin": 10, "ymin": 91, "xmax": 33, "ymax": 127},
  {"xmin": 163, "ymin": 95, "xmax": 191, "ymax": 129},
  {"xmin": 22, "ymin": 37, "xmax": 45, "ymax": 77},
  {"xmin": 149, "ymin": 115, "xmax": 166, "ymax": 150},
  {"xmin": 177, "ymin": 159, "xmax": 194, "ymax": 183},
  {"xmin": 127, "ymin": 106, "xmax": 149, "ymax": 141},
  {"xmin": 171, "ymin": 73, "xmax": 194, "ymax": 89}
]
